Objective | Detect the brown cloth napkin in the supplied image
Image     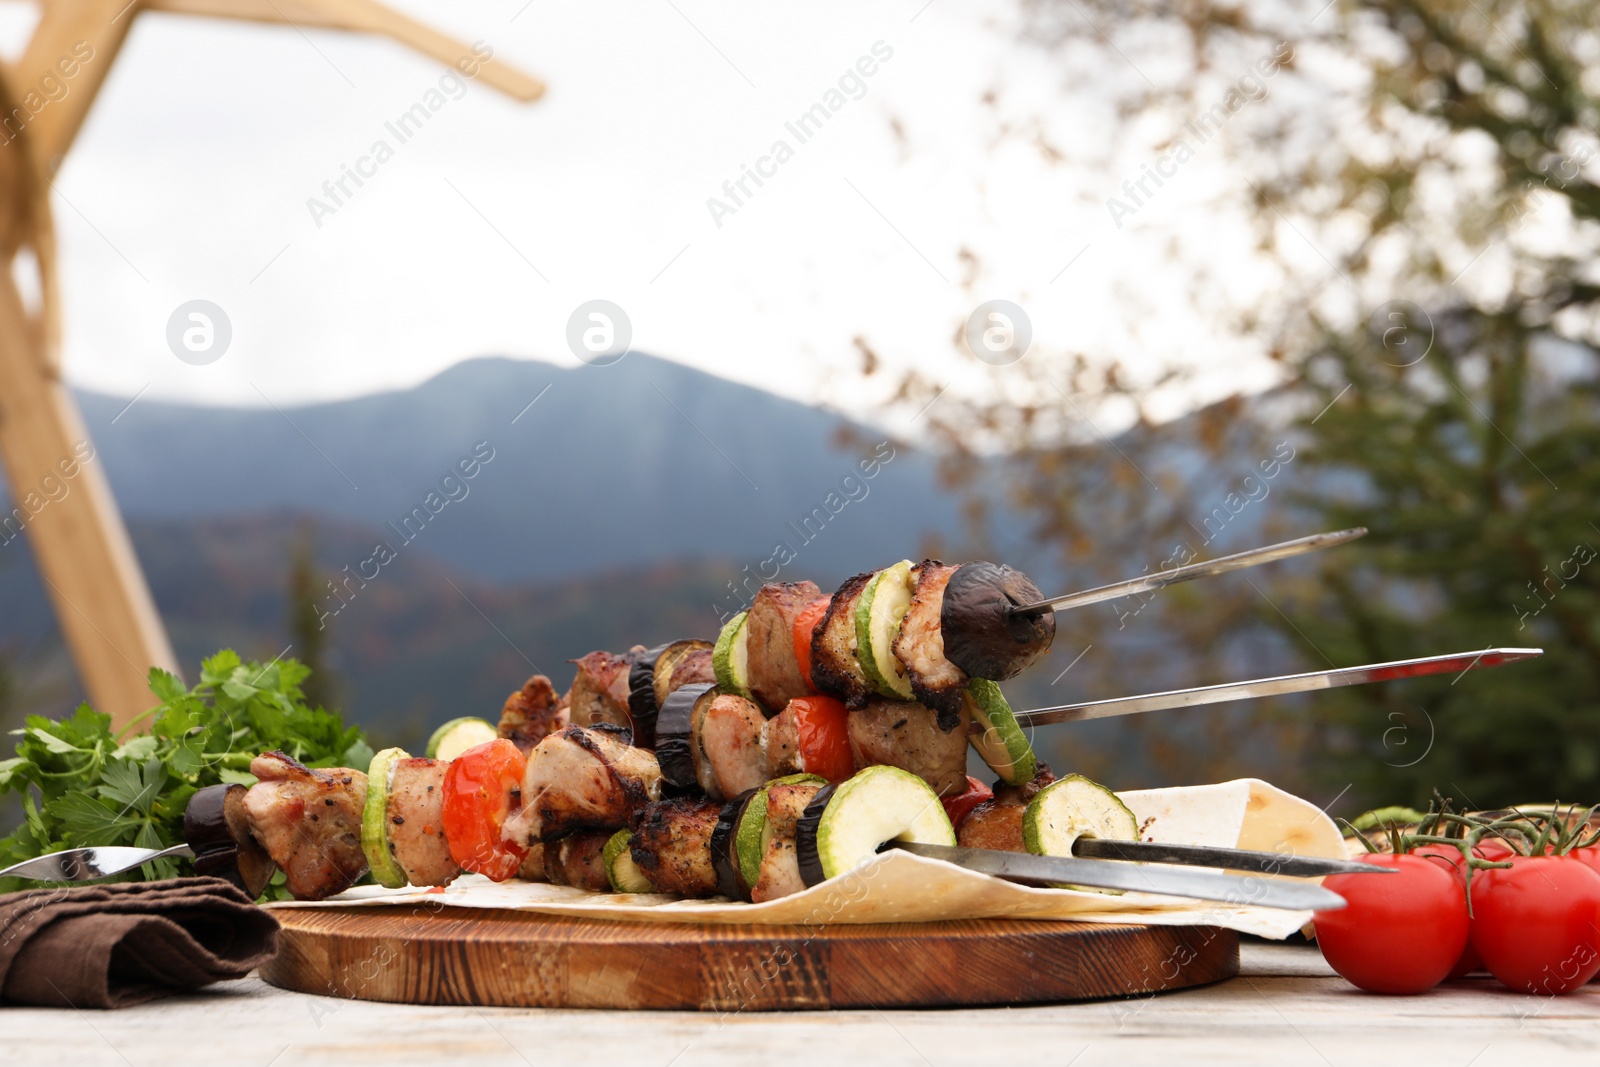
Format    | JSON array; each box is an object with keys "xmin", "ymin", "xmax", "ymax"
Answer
[{"xmin": 0, "ymin": 877, "xmax": 279, "ymax": 1008}]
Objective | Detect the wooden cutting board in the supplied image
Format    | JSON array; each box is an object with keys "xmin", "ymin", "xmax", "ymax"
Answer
[{"xmin": 261, "ymin": 907, "xmax": 1238, "ymax": 1010}]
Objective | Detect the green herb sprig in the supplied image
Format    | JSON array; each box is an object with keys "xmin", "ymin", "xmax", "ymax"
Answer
[{"xmin": 0, "ymin": 650, "xmax": 372, "ymax": 899}]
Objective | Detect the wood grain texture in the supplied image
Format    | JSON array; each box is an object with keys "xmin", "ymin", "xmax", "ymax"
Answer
[{"xmin": 261, "ymin": 907, "xmax": 1239, "ymax": 1010}]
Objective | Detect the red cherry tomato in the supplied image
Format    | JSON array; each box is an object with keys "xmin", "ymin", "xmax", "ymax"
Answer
[
  {"xmin": 441, "ymin": 739, "xmax": 529, "ymax": 881},
  {"xmin": 1314, "ymin": 853, "xmax": 1469, "ymax": 994},
  {"xmin": 792, "ymin": 597, "xmax": 830, "ymax": 690},
  {"xmin": 941, "ymin": 776, "xmax": 993, "ymax": 828},
  {"xmin": 1471, "ymin": 855, "xmax": 1600, "ymax": 994},
  {"xmin": 787, "ymin": 695, "xmax": 854, "ymax": 782},
  {"xmin": 1568, "ymin": 843, "xmax": 1600, "ymax": 881},
  {"xmin": 1409, "ymin": 844, "xmax": 1482, "ymax": 979}
]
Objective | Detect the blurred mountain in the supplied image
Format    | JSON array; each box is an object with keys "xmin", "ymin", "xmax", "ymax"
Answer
[{"xmin": 71, "ymin": 355, "xmax": 960, "ymax": 585}]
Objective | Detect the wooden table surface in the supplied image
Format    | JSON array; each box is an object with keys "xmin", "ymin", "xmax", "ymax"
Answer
[{"xmin": 7, "ymin": 942, "xmax": 1598, "ymax": 1066}]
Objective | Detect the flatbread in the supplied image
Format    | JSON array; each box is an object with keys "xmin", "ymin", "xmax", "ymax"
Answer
[{"xmin": 266, "ymin": 778, "xmax": 1342, "ymax": 940}]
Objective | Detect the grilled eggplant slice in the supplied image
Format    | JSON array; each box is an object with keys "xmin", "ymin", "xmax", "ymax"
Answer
[
  {"xmin": 627, "ymin": 643, "xmax": 672, "ymax": 749},
  {"xmin": 711, "ymin": 790, "xmax": 757, "ymax": 900},
  {"xmin": 184, "ymin": 783, "xmax": 276, "ymax": 899},
  {"xmin": 940, "ymin": 561, "xmax": 1055, "ymax": 681},
  {"xmin": 654, "ymin": 640, "xmax": 715, "ymax": 708},
  {"xmin": 655, "ymin": 682, "xmax": 715, "ymax": 794}
]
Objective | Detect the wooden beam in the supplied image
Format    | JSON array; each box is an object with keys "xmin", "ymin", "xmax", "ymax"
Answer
[
  {"xmin": 0, "ymin": 270, "xmax": 179, "ymax": 728},
  {"xmin": 145, "ymin": 0, "xmax": 545, "ymax": 101},
  {"xmin": 11, "ymin": 0, "xmax": 147, "ymax": 176}
]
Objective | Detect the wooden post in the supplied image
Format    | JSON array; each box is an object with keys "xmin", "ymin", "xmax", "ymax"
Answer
[
  {"xmin": 0, "ymin": 275, "xmax": 180, "ymax": 721},
  {"xmin": 1, "ymin": 12, "xmax": 179, "ymax": 727}
]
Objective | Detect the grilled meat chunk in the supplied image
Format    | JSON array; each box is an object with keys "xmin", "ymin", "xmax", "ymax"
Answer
[
  {"xmin": 695, "ymin": 692, "xmax": 769, "ymax": 800},
  {"xmin": 386, "ymin": 756, "xmax": 460, "ymax": 887},
  {"xmin": 499, "ymin": 674, "xmax": 570, "ymax": 754},
  {"xmin": 809, "ymin": 571, "xmax": 875, "ymax": 708},
  {"xmin": 763, "ymin": 701, "xmax": 803, "ymax": 778},
  {"xmin": 746, "ymin": 581, "xmax": 823, "ymax": 712},
  {"xmin": 242, "ymin": 751, "xmax": 368, "ymax": 901},
  {"xmin": 957, "ymin": 766, "xmax": 1058, "ymax": 852},
  {"xmin": 518, "ymin": 842, "xmax": 550, "ymax": 882},
  {"xmin": 567, "ymin": 650, "xmax": 636, "ymax": 731},
  {"xmin": 543, "ymin": 830, "xmax": 615, "ymax": 893},
  {"xmin": 892, "ymin": 561, "xmax": 968, "ymax": 725},
  {"xmin": 751, "ymin": 782, "xmax": 822, "ymax": 903},
  {"xmin": 629, "ymin": 797, "xmax": 721, "ymax": 897},
  {"xmin": 505, "ymin": 725, "xmax": 662, "ymax": 843},
  {"xmin": 846, "ymin": 698, "xmax": 970, "ymax": 797}
]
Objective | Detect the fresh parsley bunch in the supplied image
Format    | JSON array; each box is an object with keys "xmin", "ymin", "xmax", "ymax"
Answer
[{"xmin": 0, "ymin": 650, "xmax": 372, "ymax": 898}]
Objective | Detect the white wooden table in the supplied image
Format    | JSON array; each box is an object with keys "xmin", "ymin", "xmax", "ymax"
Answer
[{"xmin": 8, "ymin": 943, "xmax": 1599, "ymax": 1066}]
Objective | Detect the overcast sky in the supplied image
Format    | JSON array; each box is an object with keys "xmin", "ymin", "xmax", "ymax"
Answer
[{"xmin": 2, "ymin": 0, "xmax": 1285, "ymax": 427}]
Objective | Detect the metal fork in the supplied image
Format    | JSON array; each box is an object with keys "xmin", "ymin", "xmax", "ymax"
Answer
[{"xmin": 0, "ymin": 844, "xmax": 195, "ymax": 883}]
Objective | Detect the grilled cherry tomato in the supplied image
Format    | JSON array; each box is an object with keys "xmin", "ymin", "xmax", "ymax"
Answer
[
  {"xmin": 941, "ymin": 776, "xmax": 994, "ymax": 829},
  {"xmin": 1314, "ymin": 853, "xmax": 1469, "ymax": 994},
  {"xmin": 1471, "ymin": 855, "xmax": 1600, "ymax": 994},
  {"xmin": 441, "ymin": 739, "xmax": 528, "ymax": 881},
  {"xmin": 787, "ymin": 695, "xmax": 854, "ymax": 782},
  {"xmin": 792, "ymin": 597, "xmax": 831, "ymax": 690}
]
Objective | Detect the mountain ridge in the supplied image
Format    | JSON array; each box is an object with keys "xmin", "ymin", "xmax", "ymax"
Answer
[{"xmin": 57, "ymin": 354, "xmax": 963, "ymax": 584}]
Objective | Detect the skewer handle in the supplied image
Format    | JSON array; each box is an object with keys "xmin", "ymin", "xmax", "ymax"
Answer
[{"xmin": 1009, "ymin": 527, "xmax": 1369, "ymax": 615}]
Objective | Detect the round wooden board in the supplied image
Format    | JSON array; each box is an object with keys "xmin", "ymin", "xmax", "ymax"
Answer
[{"xmin": 261, "ymin": 907, "xmax": 1239, "ymax": 1011}]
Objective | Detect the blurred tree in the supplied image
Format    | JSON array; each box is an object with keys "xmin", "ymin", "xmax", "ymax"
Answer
[
  {"xmin": 862, "ymin": 0, "xmax": 1600, "ymax": 806},
  {"xmin": 287, "ymin": 522, "xmax": 339, "ymax": 713}
]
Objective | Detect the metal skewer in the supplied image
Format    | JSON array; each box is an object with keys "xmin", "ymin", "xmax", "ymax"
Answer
[
  {"xmin": 1009, "ymin": 527, "xmax": 1368, "ymax": 615},
  {"xmin": 1070, "ymin": 837, "xmax": 1387, "ymax": 878},
  {"xmin": 1013, "ymin": 648, "xmax": 1543, "ymax": 728},
  {"xmin": 889, "ymin": 842, "xmax": 1348, "ymax": 910}
]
